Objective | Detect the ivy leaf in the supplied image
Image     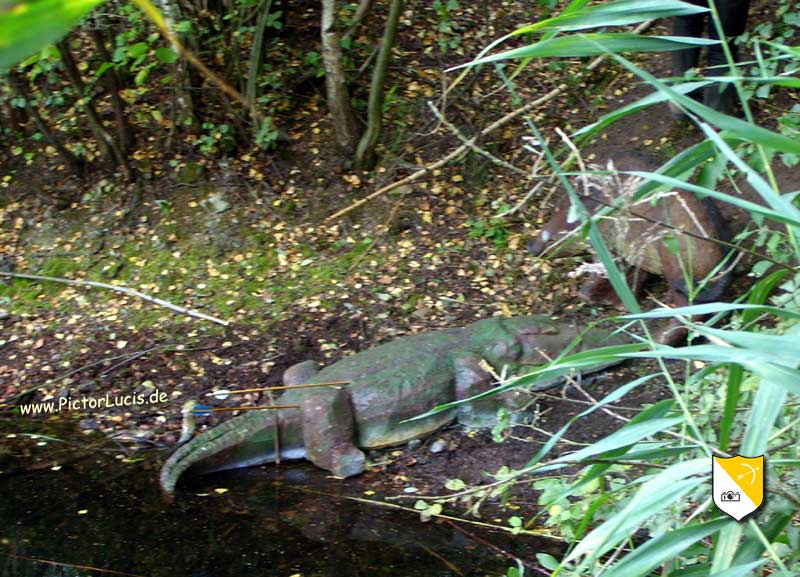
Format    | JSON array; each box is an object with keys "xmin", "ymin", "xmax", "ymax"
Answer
[
  {"xmin": 134, "ymin": 67, "xmax": 150, "ymax": 86},
  {"xmin": 127, "ymin": 41, "xmax": 149, "ymax": 58},
  {"xmin": 95, "ymin": 61, "xmax": 114, "ymax": 77},
  {"xmin": 155, "ymin": 46, "xmax": 177, "ymax": 63}
]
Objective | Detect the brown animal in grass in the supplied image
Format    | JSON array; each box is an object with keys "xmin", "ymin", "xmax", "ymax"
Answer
[{"xmin": 527, "ymin": 152, "xmax": 733, "ymax": 345}]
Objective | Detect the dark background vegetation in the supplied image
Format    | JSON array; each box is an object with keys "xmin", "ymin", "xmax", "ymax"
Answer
[{"xmin": 1, "ymin": 0, "xmax": 799, "ymax": 574}]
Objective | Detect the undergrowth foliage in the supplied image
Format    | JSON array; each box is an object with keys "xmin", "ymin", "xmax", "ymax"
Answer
[
  {"xmin": 435, "ymin": 1, "xmax": 800, "ymax": 576},
  {"xmin": 1, "ymin": 0, "xmax": 798, "ymax": 575}
]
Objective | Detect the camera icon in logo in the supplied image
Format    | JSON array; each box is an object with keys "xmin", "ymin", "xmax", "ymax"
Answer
[{"xmin": 720, "ymin": 490, "xmax": 741, "ymax": 502}]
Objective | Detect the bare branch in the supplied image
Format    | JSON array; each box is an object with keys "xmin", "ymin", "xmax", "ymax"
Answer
[
  {"xmin": 0, "ymin": 271, "xmax": 229, "ymax": 326},
  {"xmin": 427, "ymin": 101, "xmax": 527, "ymax": 175},
  {"xmin": 324, "ymin": 19, "xmax": 656, "ymax": 222}
]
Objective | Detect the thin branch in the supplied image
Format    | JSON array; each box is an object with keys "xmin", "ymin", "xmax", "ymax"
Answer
[
  {"xmin": 207, "ymin": 381, "xmax": 350, "ymax": 398},
  {"xmin": 426, "ymin": 101, "xmax": 527, "ymax": 175},
  {"xmin": 131, "ymin": 0, "xmax": 262, "ymax": 125},
  {"xmin": 99, "ymin": 347, "xmax": 165, "ymax": 377},
  {"xmin": 3, "ymin": 554, "xmax": 147, "ymax": 577},
  {"xmin": 442, "ymin": 519, "xmax": 546, "ymax": 575},
  {"xmin": 324, "ymin": 19, "xmax": 656, "ymax": 222},
  {"xmin": 341, "ymin": 0, "xmax": 375, "ymax": 45},
  {"xmin": 289, "ymin": 484, "xmax": 560, "ymax": 539},
  {"xmin": 0, "ymin": 271, "xmax": 229, "ymax": 325},
  {"xmin": 196, "ymin": 404, "xmax": 301, "ymax": 412}
]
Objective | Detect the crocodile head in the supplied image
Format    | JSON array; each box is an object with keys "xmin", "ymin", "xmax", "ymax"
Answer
[{"xmin": 498, "ymin": 316, "xmax": 623, "ymax": 367}]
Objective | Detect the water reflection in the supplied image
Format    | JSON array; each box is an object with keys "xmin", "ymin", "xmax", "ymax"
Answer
[{"xmin": 0, "ymin": 424, "xmax": 554, "ymax": 576}]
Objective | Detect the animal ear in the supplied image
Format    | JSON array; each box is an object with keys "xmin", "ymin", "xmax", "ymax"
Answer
[
  {"xmin": 490, "ymin": 341, "xmax": 510, "ymax": 358},
  {"xmin": 489, "ymin": 339, "xmax": 521, "ymax": 362},
  {"xmin": 518, "ymin": 326, "xmax": 558, "ymax": 336},
  {"xmin": 515, "ymin": 325, "xmax": 559, "ymax": 362}
]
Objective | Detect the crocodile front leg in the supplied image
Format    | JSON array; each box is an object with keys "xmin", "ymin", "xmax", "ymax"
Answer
[
  {"xmin": 454, "ymin": 356, "xmax": 529, "ymax": 428},
  {"xmin": 283, "ymin": 360, "xmax": 320, "ymax": 386},
  {"xmin": 299, "ymin": 386, "xmax": 366, "ymax": 478},
  {"xmin": 284, "ymin": 360, "xmax": 365, "ymax": 477}
]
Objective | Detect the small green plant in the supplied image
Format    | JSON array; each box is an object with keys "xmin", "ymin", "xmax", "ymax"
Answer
[
  {"xmin": 155, "ymin": 199, "xmax": 170, "ymax": 216},
  {"xmin": 303, "ymin": 50, "xmax": 324, "ymax": 77},
  {"xmin": 433, "ymin": 0, "xmax": 462, "ymax": 53},
  {"xmin": 254, "ymin": 117, "xmax": 279, "ymax": 150},
  {"xmin": 109, "ymin": 5, "xmax": 179, "ymax": 88},
  {"xmin": 449, "ymin": 2, "xmax": 800, "ymax": 576},
  {"xmin": 466, "ymin": 215, "xmax": 509, "ymax": 248},
  {"xmin": 532, "ymin": 471, "xmax": 621, "ymax": 542},
  {"xmin": 81, "ymin": 179, "xmax": 117, "ymax": 204},
  {"xmin": 194, "ymin": 122, "xmax": 235, "ymax": 156}
]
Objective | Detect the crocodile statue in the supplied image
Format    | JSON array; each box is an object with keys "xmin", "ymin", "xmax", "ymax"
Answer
[{"xmin": 160, "ymin": 315, "xmax": 627, "ymax": 497}]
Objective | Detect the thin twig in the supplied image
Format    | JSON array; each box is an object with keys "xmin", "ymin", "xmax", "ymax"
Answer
[
  {"xmin": 99, "ymin": 348, "xmax": 158, "ymax": 378},
  {"xmin": 572, "ymin": 380, "xmax": 632, "ymax": 426},
  {"xmin": 288, "ymin": 485, "xmax": 560, "ymax": 539},
  {"xmin": 4, "ymin": 554, "xmax": 147, "ymax": 577},
  {"xmin": 495, "ymin": 137, "xmax": 587, "ymax": 219},
  {"xmin": 131, "ymin": 0, "xmax": 262, "ymax": 125},
  {"xmin": 347, "ymin": 190, "xmax": 409, "ymax": 272},
  {"xmin": 199, "ymin": 404, "xmax": 300, "ymax": 412},
  {"xmin": 426, "ymin": 101, "xmax": 527, "ymax": 175},
  {"xmin": 341, "ymin": 0, "xmax": 376, "ymax": 45},
  {"xmin": 442, "ymin": 519, "xmax": 548, "ymax": 576},
  {"xmin": 354, "ymin": 43, "xmax": 379, "ymax": 80},
  {"xmin": 208, "ymin": 381, "xmax": 350, "ymax": 396},
  {"xmin": 0, "ymin": 271, "xmax": 229, "ymax": 325},
  {"xmin": 419, "ymin": 545, "xmax": 464, "ymax": 576},
  {"xmin": 324, "ymin": 19, "xmax": 656, "ymax": 222}
]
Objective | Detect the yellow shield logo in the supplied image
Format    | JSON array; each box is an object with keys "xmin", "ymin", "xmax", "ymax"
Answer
[{"xmin": 712, "ymin": 455, "xmax": 765, "ymax": 521}]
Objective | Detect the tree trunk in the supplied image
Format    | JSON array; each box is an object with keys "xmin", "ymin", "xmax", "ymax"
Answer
[
  {"xmin": 155, "ymin": 0, "xmax": 197, "ymax": 144},
  {"xmin": 321, "ymin": 0, "xmax": 359, "ymax": 154},
  {"xmin": 89, "ymin": 25, "xmax": 134, "ymax": 154},
  {"xmin": 0, "ymin": 82, "xmax": 28, "ymax": 135},
  {"xmin": 7, "ymin": 73, "xmax": 86, "ymax": 176},
  {"xmin": 57, "ymin": 39, "xmax": 133, "ymax": 181},
  {"xmin": 245, "ymin": 0, "xmax": 273, "ymax": 108},
  {"xmin": 354, "ymin": 0, "xmax": 403, "ymax": 169}
]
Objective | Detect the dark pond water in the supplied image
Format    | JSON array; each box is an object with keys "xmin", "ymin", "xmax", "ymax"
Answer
[{"xmin": 0, "ymin": 421, "xmax": 554, "ymax": 577}]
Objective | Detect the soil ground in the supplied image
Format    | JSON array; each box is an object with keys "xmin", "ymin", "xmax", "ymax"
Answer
[{"xmin": 0, "ymin": 0, "xmax": 796, "ymax": 531}]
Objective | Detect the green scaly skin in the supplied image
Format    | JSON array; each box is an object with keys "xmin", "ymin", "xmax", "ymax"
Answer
[{"xmin": 160, "ymin": 316, "xmax": 626, "ymax": 497}]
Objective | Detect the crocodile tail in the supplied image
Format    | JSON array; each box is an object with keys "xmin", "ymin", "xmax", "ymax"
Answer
[{"xmin": 159, "ymin": 410, "xmax": 280, "ymax": 499}]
